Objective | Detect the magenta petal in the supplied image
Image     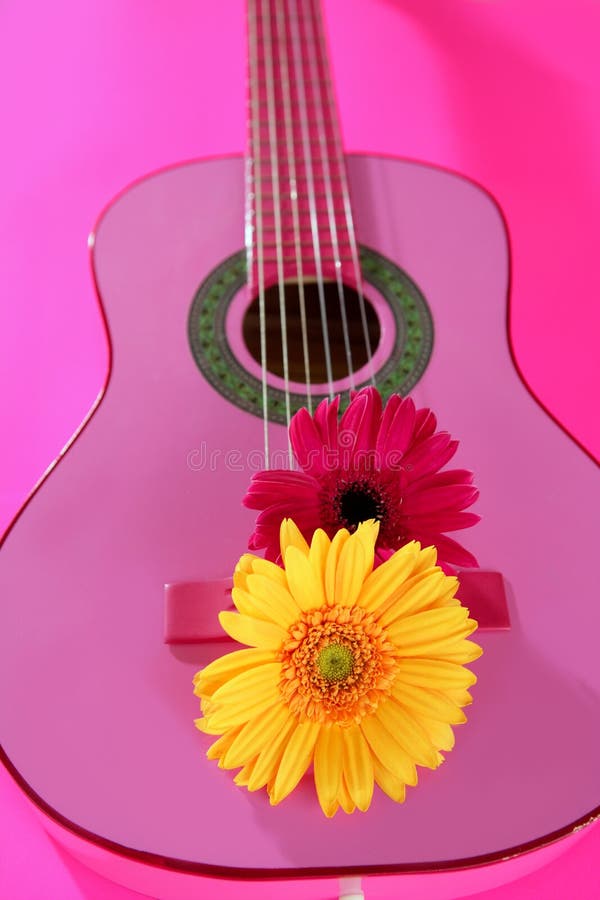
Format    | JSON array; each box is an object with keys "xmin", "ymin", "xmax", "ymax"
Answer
[
  {"xmin": 247, "ymin": 388, "xmax": 480, "ymax": 571},
  {"xmin": 406, "ymin": 510, "xmax": 481, "ymax": 531},
  {"xmin": 243, "ymin": 466, "xmax": 321, "ymax": 557},
  {"xmin": 249, "ymin": 496, "xmax": 321, "ymax": 555},
  {"xmin": 376, "ymin": 395, "xmax": 416, "ymax": 460},
  {"xmin": 415, "ymin": 533, "xmax": 479, "ymax": 568},
  {"xmin": 313, "ymin": 395, "xmax": 340, "ymax": 453},
  {"xmin": 403, "ymin": 434, "xmax": 459, "ymax": 481},
  {"xmin": 413, "ymin": 407, "xmax": 438, "ymax": 442},
  {"xmin": 246, "ymin": 469, "xmax": 317, "ymax": 486},
  {"xmin": 243, "ymin": 470, "xmax": 319, "ymax": 509},
  {"xmin": 375, "ymin": 546, "xmax": 395, "ymax": 565},
  {"xmin": 339, "ymin": 387, "xmax": 382, "ymax": 458},
  {"xmin": 401, "ymin": 484, "xmax": 479, "ymax": 515},
  {"xmin": 403, "ymin": 469, "xmax": 475, "ymax": 494},
  {"xmin": 247, "ymin": 529, "xmax": 282, "ymax": 563},
  {"xmin": 255, "ymin": 498, "xmax": 321, "ymax": 524},
  {"xmin": 290, "ymin": 408, "xmax": 329, "ymax": 475}
]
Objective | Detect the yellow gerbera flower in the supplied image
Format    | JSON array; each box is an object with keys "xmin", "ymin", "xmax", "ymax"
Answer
[{"xmin": 194, "ymin": 519, "xmax": 482, "ymax": 817}]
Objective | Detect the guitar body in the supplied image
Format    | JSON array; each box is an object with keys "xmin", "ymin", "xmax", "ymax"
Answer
[{"xmin": 1, "ymin": 154, "xmax": 599, "ymax": 896}]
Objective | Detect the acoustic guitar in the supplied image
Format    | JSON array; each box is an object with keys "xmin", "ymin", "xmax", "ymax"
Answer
[{"xmin": 1, "ymin": 1, "xmax": 598, "ymax": 897}]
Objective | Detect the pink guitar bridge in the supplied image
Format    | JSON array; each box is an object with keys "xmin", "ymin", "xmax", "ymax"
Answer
[{"xmin": 164, "ymin": 570, "xmax": 510, "ymax": 645}]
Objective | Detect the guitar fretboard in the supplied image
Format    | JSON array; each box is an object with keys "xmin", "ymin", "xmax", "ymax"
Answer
[{"xmin": 246, "ymin": 0, "xmax": 361, "ymax": 293}]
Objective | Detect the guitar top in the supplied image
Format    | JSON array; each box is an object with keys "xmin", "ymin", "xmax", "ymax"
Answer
[{"xmin": 1, "ymin": 0, "xmax": 599, "ymax": 890}]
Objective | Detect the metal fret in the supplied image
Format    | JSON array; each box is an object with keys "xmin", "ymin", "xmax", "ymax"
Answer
[
  {"xmin": 253, "ymin": 94, "xmax": 334, "ymax": 109},
  {"xmin": 261, "ymin": 251, "xmax": 355, "ymax": 264},
  {"xmin": 259, "ymin": 238, "xmax": 355, "ymax": 251},
  {"xmin": 249, "ymin": 167, "xmax": 346, "ymax": 182},
  {"xmin": 255, "ymin": 178, "xmax": 344, "ymax": 200},
  {"xmin": 251, "ymin": 33, "xmax": 320, "ymax": 49},
  {"xmin": 256, "ymin": 135, "xmax": 339, "ymax": 152}
]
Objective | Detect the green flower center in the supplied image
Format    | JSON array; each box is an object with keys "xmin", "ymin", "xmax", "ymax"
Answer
[{"xmin": 317, "ymin": 643, "xmax": 355, "ymax": 682}]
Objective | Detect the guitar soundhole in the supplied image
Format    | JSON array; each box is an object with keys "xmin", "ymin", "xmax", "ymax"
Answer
[
  {"xmin": 242, "ymin": 282, "xmax": 381, "ymax": 383},
  {"xmin": 187, "ymin": 247, "xmax": 433, "ymax": 424}
]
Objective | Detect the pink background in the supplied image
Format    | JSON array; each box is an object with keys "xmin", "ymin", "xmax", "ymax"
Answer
[{"xmin": 0, "ymin": 1, "xmax": 598, "ymax": 897}]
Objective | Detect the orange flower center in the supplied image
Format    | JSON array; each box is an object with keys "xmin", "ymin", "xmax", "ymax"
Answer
[{"xmin": 279, "ymin": 604, "xmax": 397, "ymax": 725}]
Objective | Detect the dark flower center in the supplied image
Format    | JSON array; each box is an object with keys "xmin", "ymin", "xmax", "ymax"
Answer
[{"xmin": 337, "ymin": 481, "xmax": 386, "ymax": 530}]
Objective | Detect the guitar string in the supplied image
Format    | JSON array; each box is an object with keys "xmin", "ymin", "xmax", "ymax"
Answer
[
  {"xmin": 288, "ymin": 0, "xmax": 335, "ymax": 400},
  {"xmin": 249, "ymin": 0, "xmax": 368, "ymax": 449},
  {"xmin": 261, "ymin": 0, "xmax": 294, "ymax": 466},
  {"xmin": 247, "ymin": 0, "xmax": 270, "ymax": 466},
  {"xmin": 274, "ymin": 0, "xmax": 313, "ymax": 416},
  {"xmin": 300, "ymin": 0, "xmax": 356, "ymax": 390},
  {"xmin": 309, "ymin": 0, "xmax": 376, "ymax": 386}
]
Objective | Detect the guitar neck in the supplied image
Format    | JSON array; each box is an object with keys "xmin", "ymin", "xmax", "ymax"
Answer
[{"xmin": 246, "ymin": 0, "xmax": 360, "ymax": 291}]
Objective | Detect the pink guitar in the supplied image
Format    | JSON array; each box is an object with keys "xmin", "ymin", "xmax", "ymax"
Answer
[{"xmin": 1, "ymin": 1, "xmax": 599, "ymax": 897}]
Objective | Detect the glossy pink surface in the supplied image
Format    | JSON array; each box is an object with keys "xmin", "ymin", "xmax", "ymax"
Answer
[{"xmin": 1, "ymin": 1, "xmax": 599, "ymax": 898}]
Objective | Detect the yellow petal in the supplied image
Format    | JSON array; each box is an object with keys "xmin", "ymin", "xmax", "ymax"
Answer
[
  {"xmin": 370, "ymin": 569, "xmax": 435, "ymax": 622},
  {"xmin": 235, "ymin": 554, "xmax": 256, "ymax": 575},
  {"xmin": 247, "ymin": 714, "xmax": 296, "ymax": 791},
  {"xmin": 211, "ymin": 661, "xmax": 282, "ymax": 704},
  {"xmin": 444, "ymin": 688, "xmax": 474, "ymax": 707},
  {"xmin": 194, "ymin": 716, "xmax": 220, "ymax": 735},
  {"xmin": 424, "ymin": 576, "xmax": 460, "ymax": 610},
  {"xmin": 353, "ymin": 519, "xmax": 379, "ymax": 579},
  {"xmin": 324, "ymin": 527, "xmax": 350, "ymax": 606},
  {"xmin": 233, "ymin": 570, "xmax": 249, "ymax": 592},
  {"xmin": 280, "ymin": 518, "xmax": 310, "ymax": 558},
  {"xmin": 270, "ymin": 720, "xmax": 321, "ymax": 805},
  {"xmin": 395, "ymin": 658, "xmax": 477, "ymax": 691},
  {"xmin": 284, "ymin": 545, "xmax": 326, "ymax": 611},
  {"xmin": 386, "ymin": 606, "xmax": 474, "ymax": 649},
  {"xmin": 206, "ymin": 726, "xmax": 243, "ymax": 761},
  {"xmin": 410, "ymin": 545, "xmax": 438, "ymax": 573},
  {"xmin": 231, "ymin": 586, "xmax": 257, "ymax": 617},
  {"xmin": 194, "ymin": 648, "xmax": 277, "ymax": 698},
  {"xmin": 373, "ymin": 755, "xmax": 406, "ymax": 804},
  {"xmin": 376, "ymin": 571, "xmax": 447, "ymax": 627},
  {"xmin": 415, "ymin": 715, "xmax": 456, "ymax": 751},
  {"xmin": 342, "ymin": 724, "xmax": 374, "ymax": 812},
  {"xmin": 223, "ymin": 702, "xmax": 291, "ymax": 769},
  {"xmin": 233, "ymin": 758, "xmax": 257, "ymax": 786},
  {"xmin": 335, "ymin": 536, "xmax": 366, "ymax": 607},
  {"xmin": 309, "ymin": 529, "xmax": 331, "ymax": 591},
  {"xmin": 234, "ymin": 552, "xmax": 286, "ymax": 591},
  {"xmin": 233, "ymin": 553, "xmax": 255, "ymax": 590},
  {"xmin": 392, "ymin": 681, "xmax": 467, "ymax": 725},
  {"xmin": 433, "ymin": 639, "xmax": 483, "ymax": 664},
  {"xmin": 337, "ymin": 772, "xmax": 356, "ymax": 814},
  {"xmin": 245, "ymin": 573, "xmax": 300, "ymax": 628},
  {"xmin": 207, "ymin": 667, "xmax": 282, "ymax": 731},
  {"xmin": 360, "ymin": 714, "xmax": 417, "ymax": 786},
  {"xmin": 314, "ymin": 725, "xmax": 343, "ymax": 818},
  {"xmin": 375, "ymin": 698, "xmax": 439, "ymax": 769},
  {"xmin": 218, "ymin": 610, "xmax": 287, "ymax": 649},
  {"xmin": 248, "ymin": 556, "xmax": 288, "ymax": 588},
  {"xmin": 358, "ymin": 541, "xmax": 420, "ymax": 613}
]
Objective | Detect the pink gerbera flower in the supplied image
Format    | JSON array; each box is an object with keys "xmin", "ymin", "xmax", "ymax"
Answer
[{"xmin": 244, "ymin": 387, "xmax": 480, "ymax": 569}]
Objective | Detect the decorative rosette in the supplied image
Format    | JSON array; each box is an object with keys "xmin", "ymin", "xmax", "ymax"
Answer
[
  {"xmin": 244, "ymin": 387, "xmax": 480, "ymax": 570},
  {"xmin": 194, "ymin": 519, "xmax": 481, "ymax": 816}
]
